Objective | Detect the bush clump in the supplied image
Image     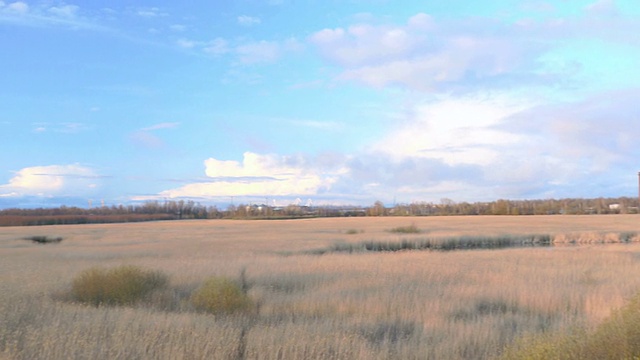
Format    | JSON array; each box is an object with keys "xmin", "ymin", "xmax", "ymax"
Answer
[
  {"xmin": 25, "ymin": 235, "xmax": 63, "ymax": 244},
  {"xmin": 388, "ymin": 224, "xmax": 421, "ymax": 234},
  {"xmin": 501, "ymin": 292, "xmax": 640, "ymax": 359},
  {"xmin": 71, "ymin": 265, "xmax": 168, "ymax": 306},
  {"xmin": 190, "ymin": 276, "xmax": 252, "ymax": 314}
]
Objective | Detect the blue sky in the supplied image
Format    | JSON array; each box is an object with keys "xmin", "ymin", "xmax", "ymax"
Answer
[{"xmin": 1, "ymin": 0, "xmax": 639, "ymax": 208}]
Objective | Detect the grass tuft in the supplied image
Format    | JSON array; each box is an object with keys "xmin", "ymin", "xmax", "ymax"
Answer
[
  {"xmin": 190, "ymin": 276, "xmax": 253, "ymax": 314},
  {"xmin": 70, "ymin": 265, "xmax": 168, "ymax": 306}
]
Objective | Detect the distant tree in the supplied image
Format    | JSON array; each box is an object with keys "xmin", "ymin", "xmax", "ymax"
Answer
[{"xmin": 367, "ymin": 201, "xmax": 386, "ymax": 216}]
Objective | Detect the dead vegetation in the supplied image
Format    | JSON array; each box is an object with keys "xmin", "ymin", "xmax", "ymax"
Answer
[{"xmin": 2, "ymin": 216, "xmax": 640, "ymax": 359}]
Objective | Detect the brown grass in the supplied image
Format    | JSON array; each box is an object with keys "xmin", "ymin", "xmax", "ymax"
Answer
[{"xmin": 1, "ymin": 215, "xmax": 640, "ymax": 359}]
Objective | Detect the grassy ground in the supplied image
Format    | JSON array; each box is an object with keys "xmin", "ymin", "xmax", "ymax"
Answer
[{"xmin": 2, "ymin": 216, "xmax": 640, "ymax": 359}]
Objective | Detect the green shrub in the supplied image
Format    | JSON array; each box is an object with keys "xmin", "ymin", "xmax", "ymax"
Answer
[
  {"xmin": 24, "ymin": 235, "xmax": 63, "ymax": 244},
  {"xmin": 71, "ymin": 265, "xmax": 168, "ymax": 306},
  {"xmin": 500, "ymin": 293, "xmax": 640, "ymax": 359},
  {"xmin": 388, "ymin": 224, "xmax": 421, "ymax": 234},
  {"xmin": 582, "ymin": 294, "xmax": 640, "ymax": 359},
  {"xmin": 190, "ymin": 276, "xmax": 252, "ymax": 314}
]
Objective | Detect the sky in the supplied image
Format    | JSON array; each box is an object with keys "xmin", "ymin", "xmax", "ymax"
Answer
[{"xmin": 1, "ymin": 0, "xmax": 639, "ymax": 209}]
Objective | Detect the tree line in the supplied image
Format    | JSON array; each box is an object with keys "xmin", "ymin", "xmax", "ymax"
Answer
[{"xmin": 1, "ymin": 197, "xmax": 638, "ymax": 226}]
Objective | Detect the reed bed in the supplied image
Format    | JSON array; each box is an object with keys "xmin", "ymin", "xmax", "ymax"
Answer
[
  {"xmin": 1, "ymin": 216, "xmax": 640, "ymax": 359},
  {"xmin": 309, "ymin": 231, "xmax": 638, "ymax": 254}
]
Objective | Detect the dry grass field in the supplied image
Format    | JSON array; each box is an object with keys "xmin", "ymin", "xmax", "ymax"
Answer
[{"xmin": 2, "ymin": 215, "xmax": 640, "ymax": 359}]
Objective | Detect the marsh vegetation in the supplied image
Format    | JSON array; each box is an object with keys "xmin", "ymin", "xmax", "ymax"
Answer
[{"xmin": 2, "ymin": 216, "xmax": 640, "ymax": 359}]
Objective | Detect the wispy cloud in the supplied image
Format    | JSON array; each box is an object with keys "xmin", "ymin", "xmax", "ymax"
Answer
[
  {"xmin": 135, "ymin": 7, "xmax": 167, "ymax": 18},
  {"xmin": 290, "ymin": 119, "xmax": 344, "ymax": 131},
  {"xmin": 203, "ymin": 37, "xmax": 229, "ymax": 55},
  {"xmin": 48, "ymin": 4, "xmax": 79, "ymax": 18},
  {"xmin": 169, "ymin": 24, "xmax": 186, "ymax": 32},
  {"xmin": 140, "ymin": 122, "xmax": 180, "ymax": 132},
  {"xmin": 177, "ymin": 35, "xmax": 303, "ymax": 66},
  {"xmin": 0, "ymin": 1, "xmax": 107, "ymax": 30},
  {"xmin": 237, "ymin": 15, "xmax": 261, "ymax": 26},
  {"xmin": 308, "ymin": 8, "xmax": 640, "ymax": 92},
  {"xmin": 129, "ymin": 122, "xmax": 180, "ymax": 149},
  {"xmin": 31, "ymin": 122, "xmax": 89, "ymax": 134},
  {"xmin": 309, "ymin": 13, "xmax": 548, "ymax": 92},
  {"xmin": 235, "ymin": 40, "xmax": 281, "ymax": 64}
]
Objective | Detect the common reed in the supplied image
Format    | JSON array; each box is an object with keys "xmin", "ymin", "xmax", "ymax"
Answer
[{"xmin": 1, "ymin": 216, "xmax": 640, "ymax": 359}]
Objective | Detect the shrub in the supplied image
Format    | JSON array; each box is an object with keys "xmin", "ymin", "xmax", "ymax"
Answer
[
  {"xmin": 500, "ymin": 293, "xmax": 640, "ymax": 359},
  {"xmin": 25, "ymin": 235, "xmax": 63, "ymax": 244},
  {"xmin": 71, "ymin": 265, "xmax": 168, "ymax": 306},
  {"xmin": 582, "ymin": 293, "xmax": 640, "ymax": 358},
  {"xmin": 190, "ymin": 276, "xmax": 252, "ymax": 314},
  {"xmin": 388, "ymin": 224, "xmax": 421, "ymax": 234}
]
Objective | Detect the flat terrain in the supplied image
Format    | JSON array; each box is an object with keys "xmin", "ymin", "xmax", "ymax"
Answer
[{"xmin": 2, "ymin": 215, "xmax": 640, "ymax": 359}]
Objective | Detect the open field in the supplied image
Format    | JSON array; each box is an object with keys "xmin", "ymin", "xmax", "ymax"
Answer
[{"xmin": 2, "ymin": 215, "xmax": 640, "ymax": 359}]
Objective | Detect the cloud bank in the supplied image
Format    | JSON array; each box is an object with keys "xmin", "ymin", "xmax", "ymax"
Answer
[
  {"xmin": 2, "ymin": 3, "xmax": 639, "ymax": 207},
  {"xmin": 154, "ymin": 85, "xmax": 640, "ymax": 204},
  {"xmin": 0, "ymin": 164, "xmax": 101, "ymax": 198},
  {"xmin": 158, "ymin": 152, "xmax": 346, "ymax": 199}
]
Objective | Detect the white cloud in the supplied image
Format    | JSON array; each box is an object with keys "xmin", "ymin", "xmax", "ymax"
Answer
[
  {"xmin": 310, "ymin": 22, "xmax": 422, "ymax": 68},
  {"xmin": 136, "ymin": 7, "xmax": 167, "ymax": 18},
  {"xmin": 0, "ymin": 165, "xmax": 101, "ymax": 197},
  {"xmin": 237, "ymin": 15, "xmax": 261, "ymax": 26},
  {"xmin": 6, "ymin": 1, "xmax": 28, "ymax": 14},
  {"xmin": 407, "ymin": 13, "xmax": 434, "ymax": 29},
  {"xmin": 309, "ymin": 13, "xmax": 551, "ymax": 91},
  {"xmin": 145, "ymin": 87, "xmax": 640, "ymax": 204},
  {"xmin": 169, "ymin": 24, "xmax": 186, "ymax": 32},
  {"xmin": 158, "ymin": 152, "xmax": 345, "ymax": 198},
  {"xmin": 0, "ymin": 2, "xmax": 109, "ymax": 31},
  {"xmin": 374, "ymin": 94, "xmax": 531, "ymax": 165},
  {"xmin": 358, "ymin": 88, "xmax": 640, "ymax": 201},
  {"xmin": 129, "ymin": 131, "xmax": 164, "ymax": 149},
  {"xmin": 310, "ymin": 28, "xmax": 345, "ymax": 44},
  {"xmin": 236, "ymin": 40, "xmax": 280, "ymax": 64},
  {"xmin": 204, "ymin": 37, "xmax": 229, "ymax": 55},
  {"xmin": 129, "ymin": 122, "xmax": 180, "ymax": 148},
  {"xmin": 140, "ymin": 122, "xmax": 180, "ymax": 131},
  {"xmin": 585, "ymin": 0, "xmax": 618, "ymax": 16},
  {"xmin": 189, "ymin": 36, "xmax": 300, "ymax": 64},
  {"xmin": 48, "ymin": 4, "xmax": 78, "ymax": 18},
  {"xmin": 177, "ymin": 38, "xmax": 198, "ymax": 49},
  {"xmin": 291, "ymin": 120, "xmax": 344, "ymax": 131},
  {"xmin": 30, "ymin": 122, "xmax": 88, "ymax": 133}
]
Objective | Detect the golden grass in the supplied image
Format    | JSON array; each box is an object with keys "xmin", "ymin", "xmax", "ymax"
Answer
[{"xmin": 2, "ymin": 215, "xmax": 640, "ymax": 359}]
